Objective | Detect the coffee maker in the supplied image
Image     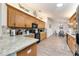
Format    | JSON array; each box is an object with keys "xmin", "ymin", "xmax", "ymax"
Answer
[{"xmin": 10, "ymin": 29, "xmax": 16, "ymax": 36}]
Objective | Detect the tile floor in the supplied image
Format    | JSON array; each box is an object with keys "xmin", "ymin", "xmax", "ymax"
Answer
[{"xmin": 37, "ymin": 35, "xmax": 73, "ymax": 56}]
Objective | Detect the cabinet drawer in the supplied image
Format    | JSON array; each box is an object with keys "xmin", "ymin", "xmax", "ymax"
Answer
[{"xmin": 17, "ymin": 44, "xmax": 37, "ymax": 56}]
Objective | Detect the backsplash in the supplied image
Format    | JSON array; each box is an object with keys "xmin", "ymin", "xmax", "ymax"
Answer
[
  {"xmin": 10, "ymin": 28, "xmax": 46, "ymax": 35},
  {"xmin": 0, "ymin": 26, "xmax": 10, "ymax": 37}
]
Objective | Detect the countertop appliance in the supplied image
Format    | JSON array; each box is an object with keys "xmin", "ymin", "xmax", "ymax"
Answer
[
  {"xmin": 26, "ymin": 30, "xmax": 30, "ymax": 35},
  {"xmin": 32, "ymin": 23, "xmax": 40, "ymax": 43},
  {"xmin": 15, "ymin": 29, "xmax": 23, "ymax": 35},
  {"xmin": 34, "ymin": 28, "xmax": 40, "ymax": 43},
  {"xmin": 10, "ymin": 29, "xmax": 16, "ymax": 36}
]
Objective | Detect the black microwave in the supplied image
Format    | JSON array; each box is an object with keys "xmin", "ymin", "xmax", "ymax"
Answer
[{"xmin": 32, "ymin": 23, "xmax": 38, "ymax": 29}]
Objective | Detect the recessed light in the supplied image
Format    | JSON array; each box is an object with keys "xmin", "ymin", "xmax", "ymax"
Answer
[{"xmin": 57, "ymin": 3, "xmax": 63, "ymax": 7}]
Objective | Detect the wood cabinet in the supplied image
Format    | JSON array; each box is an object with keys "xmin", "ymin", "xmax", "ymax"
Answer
[
  {"xmin": 17, "ymin": 44, "xmax": 37, "ymax": 56},
  {"xmin": 15, "ymin": 9, "xmax": 26, "ymax": 27},
  {"xmin": 67, "ymin": 34, "xmax": 76, "ymax": 54},
  {"xmin": 40, "ymin": 32, "xmax": 47, "ymax": 41},
  {"xmin": 7, "ymin": 5, "xmax": 45, "ymax": 29},
  {"xmin": 36, "ymin": 20, "xmax": 45, "ymax": 29},
  {"xmin": 7, "ymin": 6, "xmax": 15, "ymax": 27},
  {"xmin": 39, "ymin": 21, "xmax": 45, "ymax": 29},
  {"xmin": 69, "ymin": 13, "xmax": 76, "ymax": 23},
  {"xmin": 69, "ymin": 13, "xmax": 77, "ymax": 29},
  {"xmin": 24, "ymin": 15, "xmax": 33, "ymax": 28}
]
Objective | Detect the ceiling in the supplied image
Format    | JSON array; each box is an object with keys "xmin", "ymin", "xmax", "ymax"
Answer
[{"xmin": 21, "ymin": 3, "xmax": 78, "ymax": 20}]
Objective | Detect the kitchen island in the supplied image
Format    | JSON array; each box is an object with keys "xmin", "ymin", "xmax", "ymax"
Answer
[
  {"xmin": 0, "ymin": 35, "xmax": 38, "ymax": 56},
  {"xmin": 66, "ymin": 33, "xmax": 76, "ymax": 55}
]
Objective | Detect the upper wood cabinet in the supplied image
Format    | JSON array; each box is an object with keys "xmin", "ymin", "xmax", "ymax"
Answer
[
  {"xmin": 38, "ymin": 21, "xmax": 45, "ymax": 28},
  {"xmin": 15, "ymin": 9, "xmax": 26, "ymax": 27},
  {"xmin": 7, "ymin": 5, "xmax": 45, "ymax": 29},
  {"xmin": 69, "ymin": 13, "xmax": 77, "ymax": 29},
  {"xmin": 24, "ymin": 15, "xmax": 33, "ymax": 28},
  {"xmin": 69, "ymin": 13, "xmax": 76, "ymax": 23},
  {"xmin": 7, "ymin": 6, "xmax": 15, "ymax": 27},
  {"xmin": 34, "ymin": 19, "xmax": 45, "ymax": 28}
]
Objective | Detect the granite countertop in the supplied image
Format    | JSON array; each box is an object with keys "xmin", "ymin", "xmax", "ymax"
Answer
[
  {"xmin": 67, "ymin": 32, "xmax": 76, "ymax": 38},
  {"xmin": 66, "ymin": 28, "xmax": 76, "ymax": 39},
  {"xmin": 0, "ymin": 35, "xmax": 38, "ymax": 56}
]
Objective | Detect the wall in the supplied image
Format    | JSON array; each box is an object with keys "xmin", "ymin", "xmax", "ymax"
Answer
[
  {"xmin": 1, "ymin": 3, "xmax": 7, "ymax": 26},
  {"xmin": 0, "ymin": 3, "xmax": 7, "ymax": 27},
  {"xmin": 0, "ymin": 3, "xmax": 2, "ymax": 35},
  {"xmin": 0, "ymin": 3, "xmax": 1, "ymax": 25},
  {"xmin": 46, "ymin": 17, "xmax": 68, "ymax": 38},
  {"xmin": 51, "ymin": 18, "xmax": 69, "ymax": 35},
  {"xmin": 45, "ymin": 18, "xmax": 54, "ymax": 38},
  {"xmin": 0, "ymin": 3, "xmax": 7, "ymax": 35}
]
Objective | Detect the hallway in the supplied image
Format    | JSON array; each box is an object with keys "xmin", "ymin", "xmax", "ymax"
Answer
[{"xmin": 37, "ymin": 35, "xmax": 73, "ymax": 56}]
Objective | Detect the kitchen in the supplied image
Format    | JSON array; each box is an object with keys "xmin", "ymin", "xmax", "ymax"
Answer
[
  {"xmin": 0, "ymin": 3, "xmax": 79, "ymax": 56},
  {"xmin": 0, "ymin": 3, "xmax": 47, "ymax": 56}
]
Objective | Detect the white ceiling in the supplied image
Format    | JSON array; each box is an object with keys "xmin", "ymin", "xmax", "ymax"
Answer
[{"xmin": 21, "ymin": 3, "xmax": 78, "ymax": 20}]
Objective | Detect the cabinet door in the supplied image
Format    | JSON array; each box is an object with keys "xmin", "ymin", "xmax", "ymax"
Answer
[
  {"xmin": 25, "ymin": 15, "xmax": 33, "ymax": 28},
  {"xmin": 68, "ymin": 35, "xmax": 76, "ymax": 54},
  {"xmin": 38, "ymin": 21, "xmax": 45, "ymax": 29},
  {"xmin": 17, "ymin": 44, "xmax": 37, "ymax": 56},
  {"xmin": 70, "ymin": 36, "xmax": 76, "ymax": 54},
  {"xmin": 41, "ymin": 21, "xmax": 45, "ymax": 28},
  {"xmin": 34, "ymin": 19, "xmax": 39, "ymax": 24},
  {"xmin": 40, "ymin": 32, "xmax": 47, "ymax": 40},
  {"xmin": 7, "ymin": 6, "xmax": 15, "ymax": 27},
  {"xmin": 15, "ymin": 10, "xmax": 25, "ymax": 27}
]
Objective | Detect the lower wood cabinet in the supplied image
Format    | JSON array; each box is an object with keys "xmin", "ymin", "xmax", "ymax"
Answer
[
  {"xmin": 40, "ymin": 32, "xmax": 47, "ymax": 41},
  {"xmin": 17, "ymin": 44, "xmax": 37, "ymax": 56},
  {"xmin": 67, "ymin": 34, "xmax": 76, "ymax": 54}
]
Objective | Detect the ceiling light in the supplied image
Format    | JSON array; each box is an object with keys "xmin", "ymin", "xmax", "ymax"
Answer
[{"xmin": 57, "ymin": 3, "xmax": 63, "ymax": 7}]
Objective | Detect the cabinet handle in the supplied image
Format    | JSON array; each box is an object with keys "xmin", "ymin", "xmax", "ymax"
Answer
[
  {"xmin": 27, "ymin": 49, "xmax": 32, "ymax": 54},
  {"xmin": 25, "ymin": 24, "xmax": 27, "ymax": 28},
  {"xmin": 14, "ymin": 23, "xmax": 16, "ymax": 26}
]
